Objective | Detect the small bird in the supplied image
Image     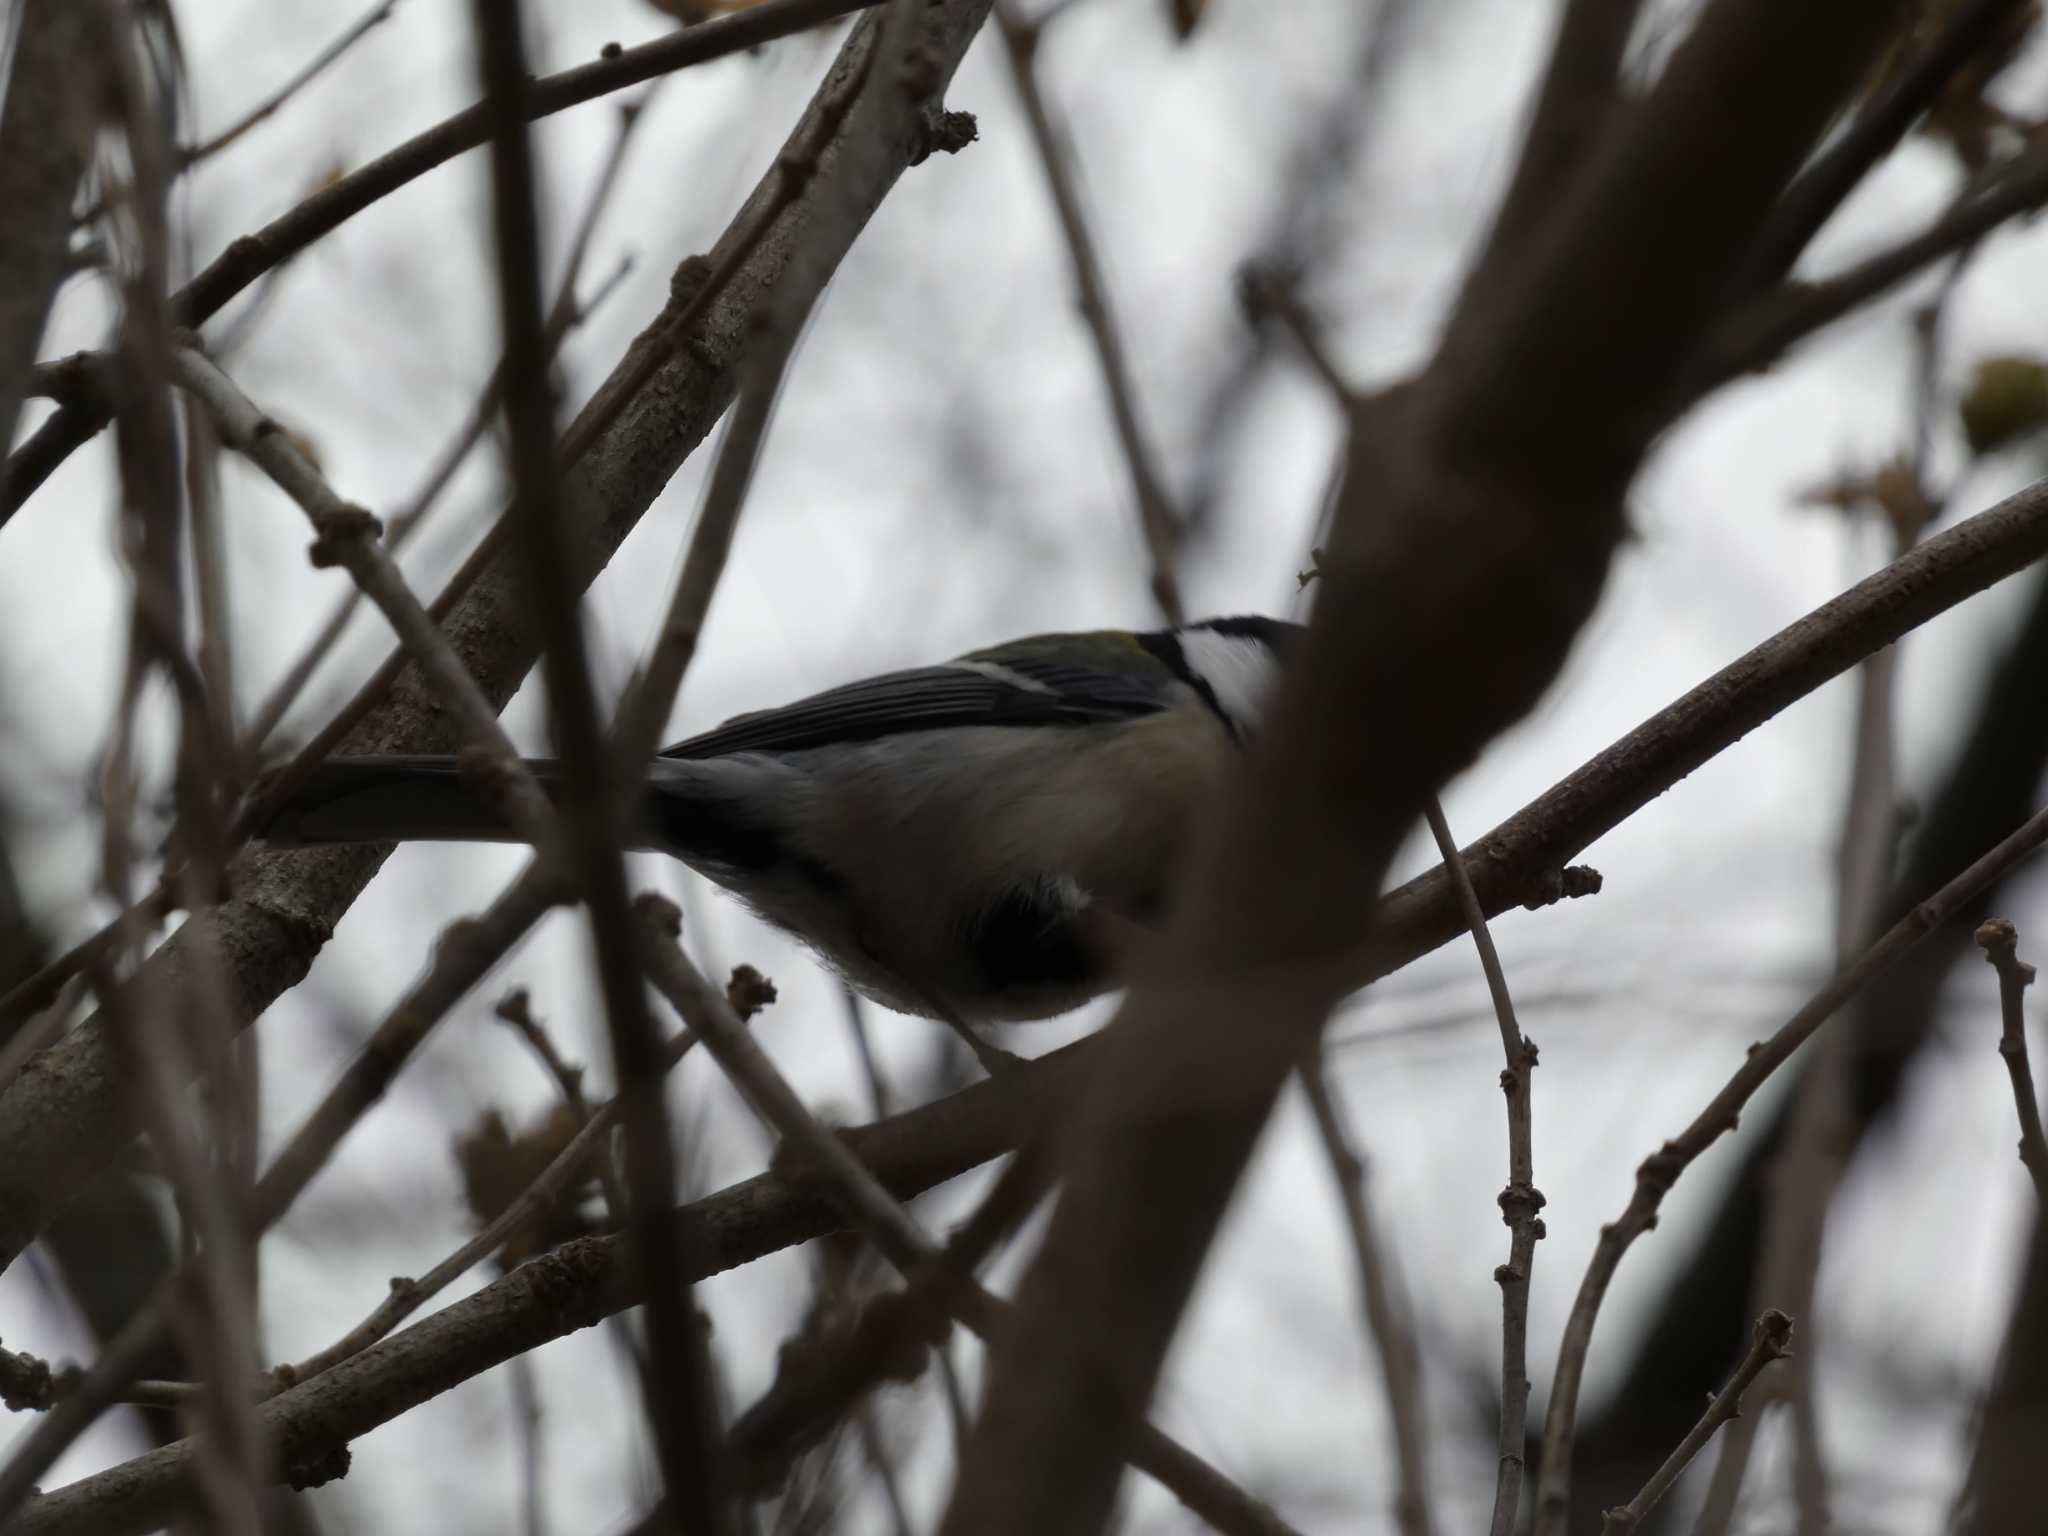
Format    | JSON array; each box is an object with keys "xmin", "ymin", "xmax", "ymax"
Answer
[{"xmin": 264, "ymin": 616, "xmax": 1299, "ymax": 1026}]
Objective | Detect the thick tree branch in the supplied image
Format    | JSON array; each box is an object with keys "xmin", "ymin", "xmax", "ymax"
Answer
[
  {"xmin": 0, "ymin": 0, "xmax": 997, "ymax": 1277},
  {"xmin": 14, "ymin": 465, "xmax": 2048, "ymax": 1532},
  {"xmin": 6, "ymin": 1040, "xmax": 1086, "ymax": 1536},
  {"xmin": 0, "ymin": 0, "xmax": 887, "ymax": 525},
  {"xmin": 940, "ymin": 6, "xmax": 1910, "ymax": 1533},
  {"xmin": 0, "ymin": 0, "xmax": 103, "ymax": 458}
]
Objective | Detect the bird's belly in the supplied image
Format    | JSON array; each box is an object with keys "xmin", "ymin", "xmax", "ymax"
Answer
[{"xmin": 681, "ymin": 717, "xmax": 1228, "ymax": 1023}]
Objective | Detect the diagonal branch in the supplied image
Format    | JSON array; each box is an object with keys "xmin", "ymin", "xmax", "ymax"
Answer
[
  {"xmin": 0, "ymin": 0, "xmax": 998, "ymax": 1280},
  {"xmin": 995, "ymin": 1, "xmax": 1184, "ymax": 622},
  {"xmin": 15, "ymin": 464, "xmax": 2048, "ymax": 1534},
  {"xmin": 467, "ymin": 1, "xmax": 730, "ymax": 1524},
  {"xmin": 1532, "ymin": 793, "xmax": 2048, "ymax": 1535},
  {"xmin": 0, "ymin": 0, "xmax": 889, "ymax": 526},
  {"xmin": 939, "ymin": 6, "xmax": 1911, "ymax": 1534},
  {"xmin": 1734, "ymin": 0, "xmax": 2034, "ymax": 293}
]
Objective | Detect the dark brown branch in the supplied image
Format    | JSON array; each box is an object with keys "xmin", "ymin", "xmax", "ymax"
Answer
[
  {"xmin": 995, "ymin": 1, "xmax": 1184, "ymax": 623},
  {"xmin": 469, "ymin": 5, "xmax": 731, "ymax": 1526},
  {"xmin": 1735, "ymin": 0, "xmax": 2033, "ymax": 292},
  {"xmin": 1693, "ymin": 140, "xmax": 2048, "ymax": 397},
  {"xmin": 0, "ymin": 0, "xmax": 886, "ymax": 525},
  {"xmin": 1533, "ymin": 793, "xmax": 2048, "ymax": 1535},
  {"xmin": 0, "ymin": 0, "xmax": 103, "ymax": 460},
  {"xmin": 1299, "ymin": 1056, "xmax": 1432, "ymax": 1536},
  {"xmin": 1975, "ymin": 919, "xmax": 2048, "ymax": 1200},
  {"xmin": 940, "ymin": 5, "xmax": 1911, "ymax": 1532},
  {"xmin": 0, "ymin": 0, "xmax": 996, "ymax": 1283},
  {"xmin": 1597, "ymin": 1311, "xmax": 1792, "ymax": 1535},
  {"xmin": 1453, "ymin": 0, "xmax": 1642, "ymax": 330},
  {"xmin": 1420, "ymin": 799, "xmax": 1541, "ymax": 1536}
]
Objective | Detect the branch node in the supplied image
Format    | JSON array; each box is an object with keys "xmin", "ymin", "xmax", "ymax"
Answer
[
  {"xmin": 634, "ymin": 891, "xmax": 684, "ymax": 938},
  {"xmin": 1518, "ymin": 862, "xmax": 1604, "ymax": 909},
  {"xmin": 306, "ymin": 503, "xmax": 382, "ymax": 567},
  {"xmin": 283, "ymin": 1444, "xmax": 351, "ymax": 1492},
  {"xmin": 910, "ymin": 106, "xmax": 978, "ymax": 163}
]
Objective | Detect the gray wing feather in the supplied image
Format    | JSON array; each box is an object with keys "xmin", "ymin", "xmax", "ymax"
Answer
[{"xmin": 659, "ymin": 662, "xmax": 1167, "ymax": 761}]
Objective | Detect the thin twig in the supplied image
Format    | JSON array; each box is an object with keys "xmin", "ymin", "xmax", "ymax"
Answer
[
  {"xmin": 497, "ymin": 988, "xmax": 628, "ymax": 1219},
  {"xmin": 1974, "ymin": 919, "xmax": 2048, "ymax": 1201},
  {"xmin": 634, "ymin": 895, "xmax": 1307, "ymax": 1536},
  {"xmin": 270, "ymin": 1011, "xmax": 710, "ymax": 1391},
  {"xmin": 1598, "ymin": 1311, "xmax": 1793, "ymax": 1535},
  {"xmin": 242, "ymin": 142, "xmax": 640, "ymax": 761},
  {"xmin": 187, "ymin": 0, "xmax": 399, "ymax": 167},
  {"xmin": 1299, "ymin": 1053, "xmax": 1432, "ymax": 1536},
  {"xmin": 0, "ymin": 854, "xmax": 572, "ymax": 1519},
  {"xmin": 1532, "ymin": 794, "xmax": 2048, "ymax": 1536},
  {"xmin": 1735, "ymin": 0, "xmax": 2032, "ymax": 292},
  {"xmin": 994, "ymin": 0, "xmax": 1183, "ymax": 623},
  {"xmin": 0, "ymin": 0, "xmax": 887, "ymax": 525},
  {"xmin": 1239, "ymin": 266, "xmax": 1356, "ymax": 406},
  {"xmin": 1420, "ymin": 798, "xmax": 1539, "ymax": 1536},
  {"xmin": 169, "ymin": 343, "xmax": 560, "ymax": 846},
  {"xmin": 470, "ymin": 3, "xmax": 732, "ymax": 1521},
  {"xmin": 1692, "ymin": 141, "xmax": 2048, "ymax": 398}
]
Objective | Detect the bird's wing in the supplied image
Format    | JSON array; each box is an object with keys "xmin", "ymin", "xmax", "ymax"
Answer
[{"xmin": 659, "ymin": 656, "xmax": 1175, "ymax": 761}]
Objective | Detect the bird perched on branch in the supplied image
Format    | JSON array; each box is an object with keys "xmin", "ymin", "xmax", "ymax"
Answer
[{"xmin": 264, "ymin": 616, "xmax": 1299, "ymax": 1027}]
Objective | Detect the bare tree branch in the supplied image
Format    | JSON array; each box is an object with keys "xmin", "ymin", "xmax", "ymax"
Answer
[
  {"xmin": 0, "ymin": 0, "xmax": 889, "ymax": 525},
  {"xmin": 0, "ymin": 0, "xmax": 997, "ymax": 1282},
  {"xmin": 1299, "ymin": 1054, "xmax": 1433, "ymax": 1536},
  {"xmin": 1597, "ymin": 1311, "xmax": 1793, "ymax": 1535},
  {"xmin": 1735, "ymin": 0, "xmax": 2033, "ymax": 292},
  {"xmin": 1416, "ymin": 798, "xmax": 1541, "ymax": 1536},
  {"xmin": 1693, "ymin": 140, "xmax": 2048, "ymax": 396},
  {"xmin": 0, "ymin": 0, "xmax": 103, "ymax": 464},
  {"xmin": 1533, "ymin": 794, "xmax": 2048, "ymax": 1535},
  {"xmin": 995, "ymin": 0, "xmax": 1184, "ymax": 622},
  {"xmin": 1975, "ymin": 919, "xmax": 2048, "ymax": 1201}
]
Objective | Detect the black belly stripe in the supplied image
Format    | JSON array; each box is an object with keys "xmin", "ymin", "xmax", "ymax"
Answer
[{"xmin": 972, "ymin": 881, "xmax": 1103, "ymax": 993}]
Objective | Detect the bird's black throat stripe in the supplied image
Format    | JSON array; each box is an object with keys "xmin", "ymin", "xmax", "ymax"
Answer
[{"xmin": 1135, "ymin": 629, "xmax": 1237, "ymax": 739}]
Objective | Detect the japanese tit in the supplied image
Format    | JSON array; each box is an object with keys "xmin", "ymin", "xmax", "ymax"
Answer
[{"xmin": 264, "ymin": 616, "xmax": 1300, "ymax": 1025}]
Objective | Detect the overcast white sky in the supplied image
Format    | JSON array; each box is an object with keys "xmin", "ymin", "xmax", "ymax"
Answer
[{"xmin": 4, "ymin": 1, "xmax": 2048, "ymax": 1531}]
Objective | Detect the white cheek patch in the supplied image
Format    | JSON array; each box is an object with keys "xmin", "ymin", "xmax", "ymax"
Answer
[{"xmin": 1176, "ymin": 630, "xmax": 1281, "ymax": 736}]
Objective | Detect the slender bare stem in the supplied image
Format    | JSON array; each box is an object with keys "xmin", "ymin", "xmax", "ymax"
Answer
[
  {"xmin": 183, "ymin": 0, "xmax": 400, "ymax": 168},
  {"xmin": 1974, "ymin": 919, "xmax": 2048, "ymax": 1201},
  {"xmin": 994, "ymin": 0, "xmax": 1183, "ymax": 623},
  {"xmin": 635, "ymin": 895, "xmax": 1308, "ymax": 1536},
  {"xmin": 1299, "ymin": 1053, "xmax": 1433, "ymax": 1536},
  {"xmin": 271, "ymin": 1015, "xmax": 705, "ymax": 1391},
  {"xmin": 1599, "ymin": 1311, "xmax": 1793, "ymax": 1535},
  {"xmin": 1532, "ymin": 795, "xmax": 2048, "ymax": 1536},
  {"xmin": 169, "ymin": 344, "xmax": 560, "ymax": 845},
  {"xmin": 1420, "ymin": 797, "xmax": 1541, "ymax": 1536}
]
